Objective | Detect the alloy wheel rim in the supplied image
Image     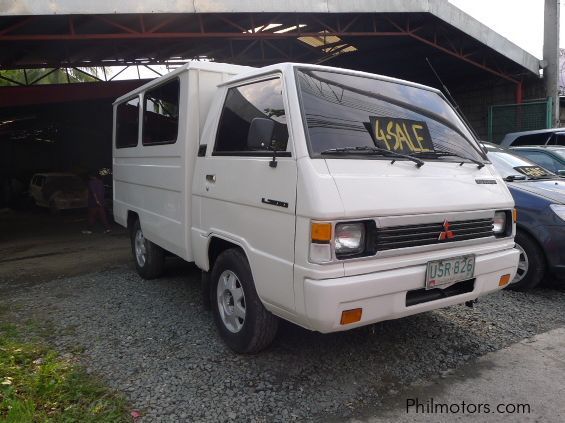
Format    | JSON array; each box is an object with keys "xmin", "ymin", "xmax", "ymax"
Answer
[
  {"xmin": 134, "ymin": 229, "xmax": 146, "ymax": 267},
  {"xmin": 511, "ymin": 243, "xmax": 529, "ymax": 284},
  {"xmin": 216, "ymin": 270, "xmax": 246, "ymax": 333}
]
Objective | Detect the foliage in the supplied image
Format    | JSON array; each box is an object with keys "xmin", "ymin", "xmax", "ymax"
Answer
[
  {"xmin": 0, "ymin": 68, "xmax": 100, "ymax": 86},
  {"xmin": 0, "ymin": 322, "xmax": 129, "ymax": 422}
]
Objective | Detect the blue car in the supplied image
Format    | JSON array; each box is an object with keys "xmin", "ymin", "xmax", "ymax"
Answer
[
  {"xmin": 510, "ymin": 146, "xmax": 565, "ymax": 176},
  {"xmin": 483, "ymin": 143, "xmax": 565, "ymax": 290}
]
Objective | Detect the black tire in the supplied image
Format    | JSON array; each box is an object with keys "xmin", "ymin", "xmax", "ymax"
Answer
[
  {"xmin": 211, "ymin": 248, "xmax": 278, "ymax": 353},
  {"xmin": 509, "ymin": 230, "xmax": 545, "ymax": 291},
  {"xmin": 130, "ymin": 219, "xmax": 165, "ymax": 279}
]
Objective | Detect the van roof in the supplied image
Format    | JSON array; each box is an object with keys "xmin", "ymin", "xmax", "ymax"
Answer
[
  {"xmin": 220, "ymin": 62, "xmax": 444, "ymax": 96},
  {"xmin": 114, "ymin": 61, "xmax": 444, "ymax": 106},
  {"xmin": 113, "ymin": 61, "xmax": 253, "ymax": 105}
]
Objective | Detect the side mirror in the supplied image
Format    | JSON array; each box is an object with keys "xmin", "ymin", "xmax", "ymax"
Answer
[
  {"xmin": 557, "ymin": 170, "xmax": 565, "ymax": 176},
  {"xmin": 247, "ymin": 117, "xmax": 275, "ymax": 150}
]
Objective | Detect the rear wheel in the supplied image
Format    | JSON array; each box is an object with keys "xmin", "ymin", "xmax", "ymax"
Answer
[
  {"xmin": 131, "ymin": 219, "xmax": 164, "ymax": 279},
  {"xmin": 211, "ymin": 248, "xmax": 278, "ymax": 353},
  {"xmin": 509, "ymin": 230, "xmax": 545, "ymax": 291}
]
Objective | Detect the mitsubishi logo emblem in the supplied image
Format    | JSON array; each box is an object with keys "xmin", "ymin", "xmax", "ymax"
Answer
[{"xmin": 438, "ymin": 219, "xmax": 455, "ymax": 241}]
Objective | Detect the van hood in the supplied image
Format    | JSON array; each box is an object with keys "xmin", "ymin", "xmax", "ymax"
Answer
[{"xmin": 325, "ymin": 159, "xmax": 513, "ymax": 218}]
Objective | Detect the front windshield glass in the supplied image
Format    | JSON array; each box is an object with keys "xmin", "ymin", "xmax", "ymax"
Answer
[
  {"xmin": 296, "ymin": 69, "xmax": 485, "ymax": 160},
  {"xmin": 486, "ymin": 149, "xmax": 556, "ymax": 178}
]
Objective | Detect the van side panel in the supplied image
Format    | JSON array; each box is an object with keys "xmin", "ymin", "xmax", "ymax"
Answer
[
  {"xmin": 184, "ymin": 69, "xmax": 240, "ymax": 260},
  {"xmin": 113, "ymin": 72, "xmax": 188, "ymax": 259},
  {"xmin": 113, "ymin": 63, "xmax": 249, "ymax": 263}
]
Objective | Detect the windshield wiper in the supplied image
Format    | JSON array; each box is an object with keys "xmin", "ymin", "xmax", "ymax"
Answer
[
  {"xmin": 526, "ymin": 175, "xmax": 554, "ymax": 180},
  {"xmin": 503, "ymin": 174, "xmax": 527, "ymax": 182},
  {"xmin": 410, "ymin": 150, "xmax": 485, "ymax": 169},
  {"xmin": 321, "ymin": 146, "xmax": 424, "ymax": 167}
]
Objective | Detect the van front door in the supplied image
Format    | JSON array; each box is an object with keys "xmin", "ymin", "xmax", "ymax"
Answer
[{"xmin": 197, "ymin": 76, "xmax": 297, "ymax": 312}]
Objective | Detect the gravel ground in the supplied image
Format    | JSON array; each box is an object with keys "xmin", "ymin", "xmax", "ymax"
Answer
[{"xmin": 2, "ymin": 261, "xmax": 565, "ymax": 422}]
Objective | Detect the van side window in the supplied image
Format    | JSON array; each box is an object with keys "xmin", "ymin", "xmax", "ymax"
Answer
[
  {"xmin": 214, "ymin": 77, "xmax": 288, "ymax": 155},
  {"xmin": 143, "ymin": 79, "xmax": 180, "ymax": 145},
  {"xmin": 116, "ymin": 97, "xmax": 140, "ymax": 148}
]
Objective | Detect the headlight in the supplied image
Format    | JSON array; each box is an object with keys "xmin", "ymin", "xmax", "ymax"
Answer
[
  {"xmin": 550, "ymin": 204, "xmax": 565, "ymax": 221},
  {"xmin": 335, "ymin": 222, "xmax": 365, "ymax": 256},
  {"xmin": 493, "ymin": 211, "xmax": 507, "ymax": 235}
]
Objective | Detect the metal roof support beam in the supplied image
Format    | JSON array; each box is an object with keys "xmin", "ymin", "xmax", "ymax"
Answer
[
  {"xmin": 516, "ymin": 81, "xmax": 523, "ymax": 104},
  {"xmin": 0, "ymin": 1, "xmax": 541, "ymax": 75},
  {"xmin": 108, "ymin": 66, "xmax": 128, "ymax": 81},
  {"xmin": 29, "ymin": 67, "xmax": 60, "ymax": 85},
  {"xmin": 148, "ymin": 16, "xmax": 178, "ymax": 33},
  {"xmin": 144, "ymin": 65, "xmax": 162, "ymax": 77},
  {"xmin": 0, "ymin": 73, "xmax": 24, "ymax": 86},
  {"xmin": 138, "ymin": 15, "xmax": 146, "ymax": 33},
  {"xmin": 262, "ymin": 40, "xmax": 291, "ymax": 59},
  {"xmin": 407, "ymin": 31, "xmax": 519, "ymax": 84},
  {"xmin": 0, "ymin": 12, "xmax": 524, "ymax": 85},
  {"xmin": 0, "ymin": 16, "xmax": 35, "ymax": 35},
  {"xmin": 217, "ymin": 15, "xmax": 247, "ymax": 33},
  {"xmin": 91, "ymin": 15, "xmax": 140, "ymax": 34},
  {"xmin": 72, "ymin": 67, "xmax": 103, "ymax": 82}
]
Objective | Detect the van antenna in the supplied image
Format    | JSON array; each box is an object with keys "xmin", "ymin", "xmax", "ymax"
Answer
[{"xmin": 426, "ymin": 57, "xmax": 479, "ymax": 139}]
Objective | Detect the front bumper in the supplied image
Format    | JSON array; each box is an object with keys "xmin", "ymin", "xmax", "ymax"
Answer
[{"xmin": 303, "ymin": 247, "xmax": 519, "ymax": 333}]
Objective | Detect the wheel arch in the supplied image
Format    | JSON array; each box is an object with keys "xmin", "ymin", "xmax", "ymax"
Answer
[
  {"xmin": 515, "ymin": 224, "xmax": 548, "ymax": 267},
  {"xmin": 208, "ymin": 236, "xmax": 247, "ymax": 270},
  {"xmin": 202, "ymin": 236, "xmax": 251, "ymax": 306},
  {"xmin": 127, "ymin": 210, "xmax": 139, "ymax": 235}
]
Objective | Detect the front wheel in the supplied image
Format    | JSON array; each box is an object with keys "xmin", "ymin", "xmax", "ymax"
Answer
[
  {"xmin": 211, "ymin": 249, "xmax": 278, "ymax": 353},
  {"xmin": 508, "ymin": 230, "xmax": 545, "ymax": 291},
  {"xmin": 130, "ymin": 219, "xmax": 164, "ymax": 279}
]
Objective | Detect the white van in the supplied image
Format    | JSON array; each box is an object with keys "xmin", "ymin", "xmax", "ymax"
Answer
[{"xmin": 113, "ymin": 61, "xmax": 519, "ymax": 353}]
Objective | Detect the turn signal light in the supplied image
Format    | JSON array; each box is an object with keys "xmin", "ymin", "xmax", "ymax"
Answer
[
  {"xmin": 499, "ymin": 274, "xmax": 511, "ymax": 286},
  {"xmin": 311, "ymin": 222, "xmax": 332, "ymax": 243},
  {"xmin": 513, "ymin": 208, "xmax": 518, "ymax": 223},
  {"xmin": 340, "ymin": 308, "xmax": 362, "ymax": 325}
]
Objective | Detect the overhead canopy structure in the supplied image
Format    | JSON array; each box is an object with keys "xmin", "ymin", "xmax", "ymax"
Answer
[
  {"xmin": 0, "ymin": 0, "xmax": 550, "ymax": 207},
  {"xmin": 0, "ymin": 0, "xmax": 540, "ymax": 90}
]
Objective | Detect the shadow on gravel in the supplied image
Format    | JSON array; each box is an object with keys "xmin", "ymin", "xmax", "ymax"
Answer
[{"xmin": 2, "ymin": 263, "xmax": 565, "ymax": 422}]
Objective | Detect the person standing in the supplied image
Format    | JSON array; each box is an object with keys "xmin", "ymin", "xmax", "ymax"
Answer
[{"xmin": 83, "ymin": 170, "xmax": 110, "ymax": 234}]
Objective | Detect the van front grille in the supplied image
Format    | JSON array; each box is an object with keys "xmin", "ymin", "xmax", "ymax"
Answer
[{"xmin": 374, "ymin": 218, "xmax": 494, "ymax": 251}]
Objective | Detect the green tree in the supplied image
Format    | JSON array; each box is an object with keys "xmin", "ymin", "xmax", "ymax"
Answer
[{"xmin": 0, "ymin": 67, "xmax": 100, "ymax": 86}]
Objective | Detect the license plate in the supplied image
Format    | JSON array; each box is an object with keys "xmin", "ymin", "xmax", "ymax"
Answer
[{"xmin": 425, "ymin": 255, "xmax": 475, "ymax": 290}]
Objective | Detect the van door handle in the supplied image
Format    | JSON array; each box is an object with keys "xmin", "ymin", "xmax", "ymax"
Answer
[{"xmin": 206, "ymin": 174, "xmax": 216, "ymax": 183}]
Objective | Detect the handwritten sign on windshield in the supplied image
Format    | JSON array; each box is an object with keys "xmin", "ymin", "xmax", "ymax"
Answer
[
  {"xmin": 368, "ymin": 116, "xmax": 434, "ymax": 154},
  {"xmin": 513, "ymin": 166, "xmax": 551, "ymax": 178}
]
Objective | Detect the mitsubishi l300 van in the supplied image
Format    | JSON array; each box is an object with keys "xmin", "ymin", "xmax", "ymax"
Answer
[{"xmin": 113, "ymin": 61, "xmax": 519, "ymax": 353}]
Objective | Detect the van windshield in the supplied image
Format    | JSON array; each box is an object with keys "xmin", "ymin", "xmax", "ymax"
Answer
[{"xmin": 296, "ymin": 69, "xmax": 485, "ymax": 162}]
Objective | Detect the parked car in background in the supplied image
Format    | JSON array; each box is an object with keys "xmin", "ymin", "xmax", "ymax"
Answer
[
  {"xmin": 499, "ymin": 128, "xmax": 565, "ymax": 148},
  {"xmin": 510, "ymin": 146, "xmax": 565, "ymax": 176},
  {"xmin": 29, "ymin": 172, "xmax": 87, "ymax": 213},
  {"xmin": 483, "ymin": 143, "xmax": 565, "ymax": 290}
]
